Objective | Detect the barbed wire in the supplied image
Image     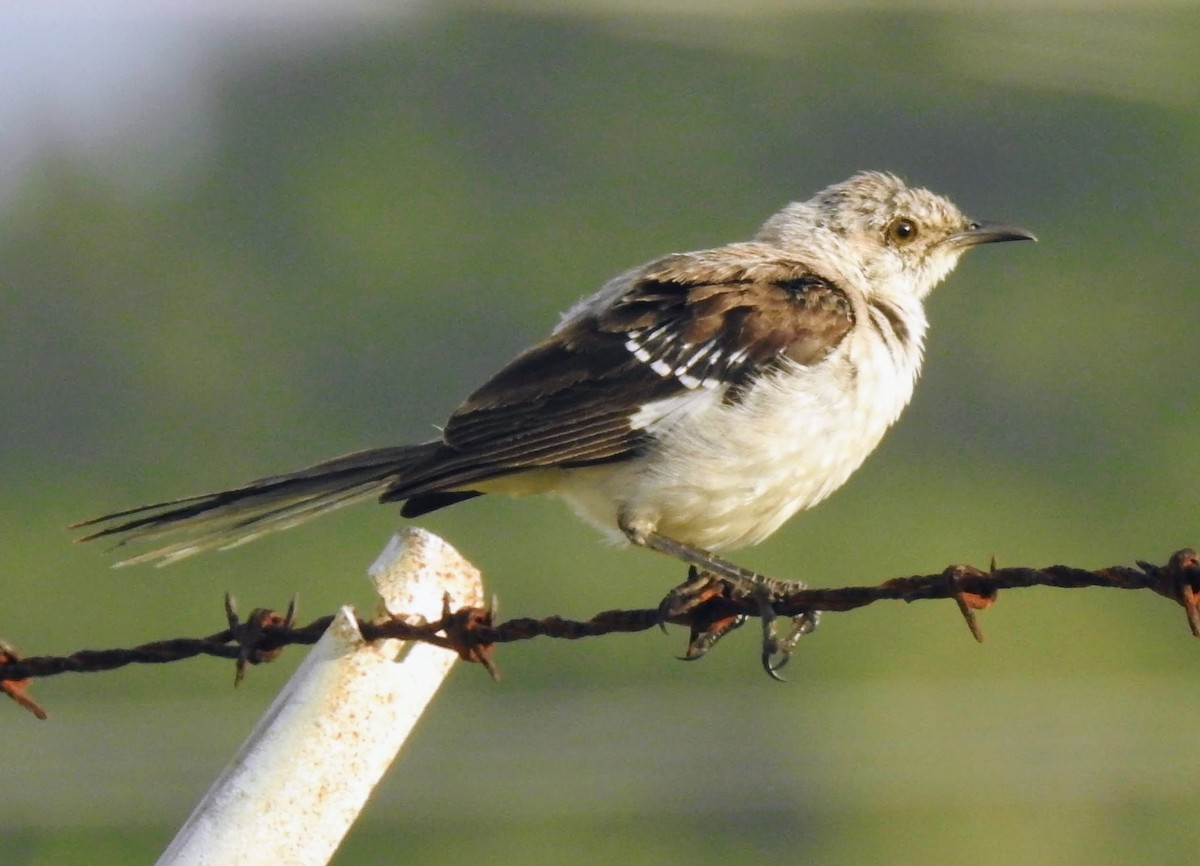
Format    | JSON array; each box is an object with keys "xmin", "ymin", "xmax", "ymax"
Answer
[{"xmin": 3, "ymin": 547, "xmax": 1197, "ymax": 719}]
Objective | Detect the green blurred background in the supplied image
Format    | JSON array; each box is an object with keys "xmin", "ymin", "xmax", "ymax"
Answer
[{"xmin": 3, "ymin": 3, "xmax": 1198, "ymax": 864}]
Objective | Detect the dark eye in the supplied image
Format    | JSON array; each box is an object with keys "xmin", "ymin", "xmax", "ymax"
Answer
[{"xmin": 887, "ymin": 217, "xmax": 919, "ymax": 244}]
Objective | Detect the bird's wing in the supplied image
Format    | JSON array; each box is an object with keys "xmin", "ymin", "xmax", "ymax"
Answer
[{"xmin": 387, "ymin": 244, "xmax": 855, "ymax": 503}]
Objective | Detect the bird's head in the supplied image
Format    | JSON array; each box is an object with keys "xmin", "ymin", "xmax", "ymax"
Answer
[{"xmin": 759, "ymin": 171, "xmax": 1035, "ymax": 302}]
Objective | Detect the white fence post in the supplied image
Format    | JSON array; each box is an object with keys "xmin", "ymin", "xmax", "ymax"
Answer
[{"xmin": 157, "ymin": 527, "xmax": 483, "ymax": 866}]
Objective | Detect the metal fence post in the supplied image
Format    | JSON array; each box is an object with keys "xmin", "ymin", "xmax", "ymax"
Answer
[{"xmin": 158, "ymin": 527, "xmax": 483, "ymax": 866}]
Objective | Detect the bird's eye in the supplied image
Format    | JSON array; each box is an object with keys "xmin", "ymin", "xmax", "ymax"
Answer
[{"xmin": 886, "ymin": 217, "xmax": 919, "ymax": 245}]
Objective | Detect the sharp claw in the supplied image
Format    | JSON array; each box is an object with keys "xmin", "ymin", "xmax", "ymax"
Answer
[
  {"xmin": 656, "ymin": 600, "xmax": 672, "ymax": 635},
  {"xmin": 762, "ymin": 648, "xmax": 788, "ymax": 682},
  {"xmin": 758, "ymin": 596, "xmax": 784, "ymax": 679},
  {"xmin": 759, "ymin": 611, "xmax": 819, "ymax": 681},
  {"xmin": 681, "ymin": 613, "xmax": 747, "ymax": 661},
  {"xmin": 683, "ymin": 634, "xmax": 718, "ymax": 662}
]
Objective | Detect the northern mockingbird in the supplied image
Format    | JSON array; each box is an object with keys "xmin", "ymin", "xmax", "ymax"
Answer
[{"xmin": 76, "ymin": 171, "xmax": 1034, "ymax": 661}]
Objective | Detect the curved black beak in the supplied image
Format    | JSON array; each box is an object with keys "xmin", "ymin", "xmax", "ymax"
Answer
[{"xmin": 948, "ymin": 220, "xmax": 1038, "ymax": 249}]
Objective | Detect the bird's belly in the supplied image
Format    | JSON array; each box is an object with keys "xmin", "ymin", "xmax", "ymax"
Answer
[
  {"xmin": 639, "ymin": 408, "xmax": 882, "ymax": 549},
  {"xmin": 559, "ymin": 357, "xmax": 914, "ymax": 551}
]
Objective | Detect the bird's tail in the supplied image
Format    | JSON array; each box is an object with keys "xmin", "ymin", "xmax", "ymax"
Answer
[{"xmin": 72, "ymin": 444, "xmax": 440, "ymax": 567}]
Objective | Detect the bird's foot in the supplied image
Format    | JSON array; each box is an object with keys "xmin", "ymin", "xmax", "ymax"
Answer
[
  {"xmin": 657, "ymin": 567, "xmax": 749, "ymax": 660},
  {"xmin": 657, "ymin": 567, "xmax": 819, "ymax": 677},
  {"xmin": 656, "ymin": 566, "xmax": 725, "ymax": 626},
  {"xmin": 733, "ymin": 575, "xmax": 820, "ymax": 680}
]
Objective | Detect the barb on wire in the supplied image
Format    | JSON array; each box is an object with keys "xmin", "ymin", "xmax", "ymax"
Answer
[{"xmin": 3, "ymin": 548, "xmax": 1198, "ymax": 719}]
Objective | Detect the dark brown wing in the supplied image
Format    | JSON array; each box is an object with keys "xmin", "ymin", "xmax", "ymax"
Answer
[{"xmin": 387, "ymin": 244, "xmax": 854, "ymax": 509}]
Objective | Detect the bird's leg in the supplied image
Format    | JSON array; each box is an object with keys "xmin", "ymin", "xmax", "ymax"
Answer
[
  {"xmin": 619, "ymin": 517, "xmax": 767, "ymax": 584},
  {"xmin": 620, "ymin": 517, "xmax": 819, "ymax": 675}
]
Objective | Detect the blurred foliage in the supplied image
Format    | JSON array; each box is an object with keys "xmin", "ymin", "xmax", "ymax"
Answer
[{"xmin": 2, "ymin": 5, "xmax": 1198, "ymax": 865}]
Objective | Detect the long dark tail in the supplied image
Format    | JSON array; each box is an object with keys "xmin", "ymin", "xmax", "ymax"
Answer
[{"xmin": 73, "ymin": 444, "xmax": 441, "ymax": 566}]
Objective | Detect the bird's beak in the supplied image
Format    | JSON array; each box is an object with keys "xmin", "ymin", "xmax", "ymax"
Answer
[{"xmin": 947, "ymin": 220, "xmax": 1038, "ymax": 248}]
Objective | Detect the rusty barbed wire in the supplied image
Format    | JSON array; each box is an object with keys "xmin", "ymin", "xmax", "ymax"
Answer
[{"xmin": 3, "ymin": 548, "xmax": 1198, "ymax": 719}]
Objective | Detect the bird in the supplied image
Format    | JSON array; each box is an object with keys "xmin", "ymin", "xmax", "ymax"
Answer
[{"xmin": 75, "ymin": 171, "xmax": 1034, "ymax": 639}]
